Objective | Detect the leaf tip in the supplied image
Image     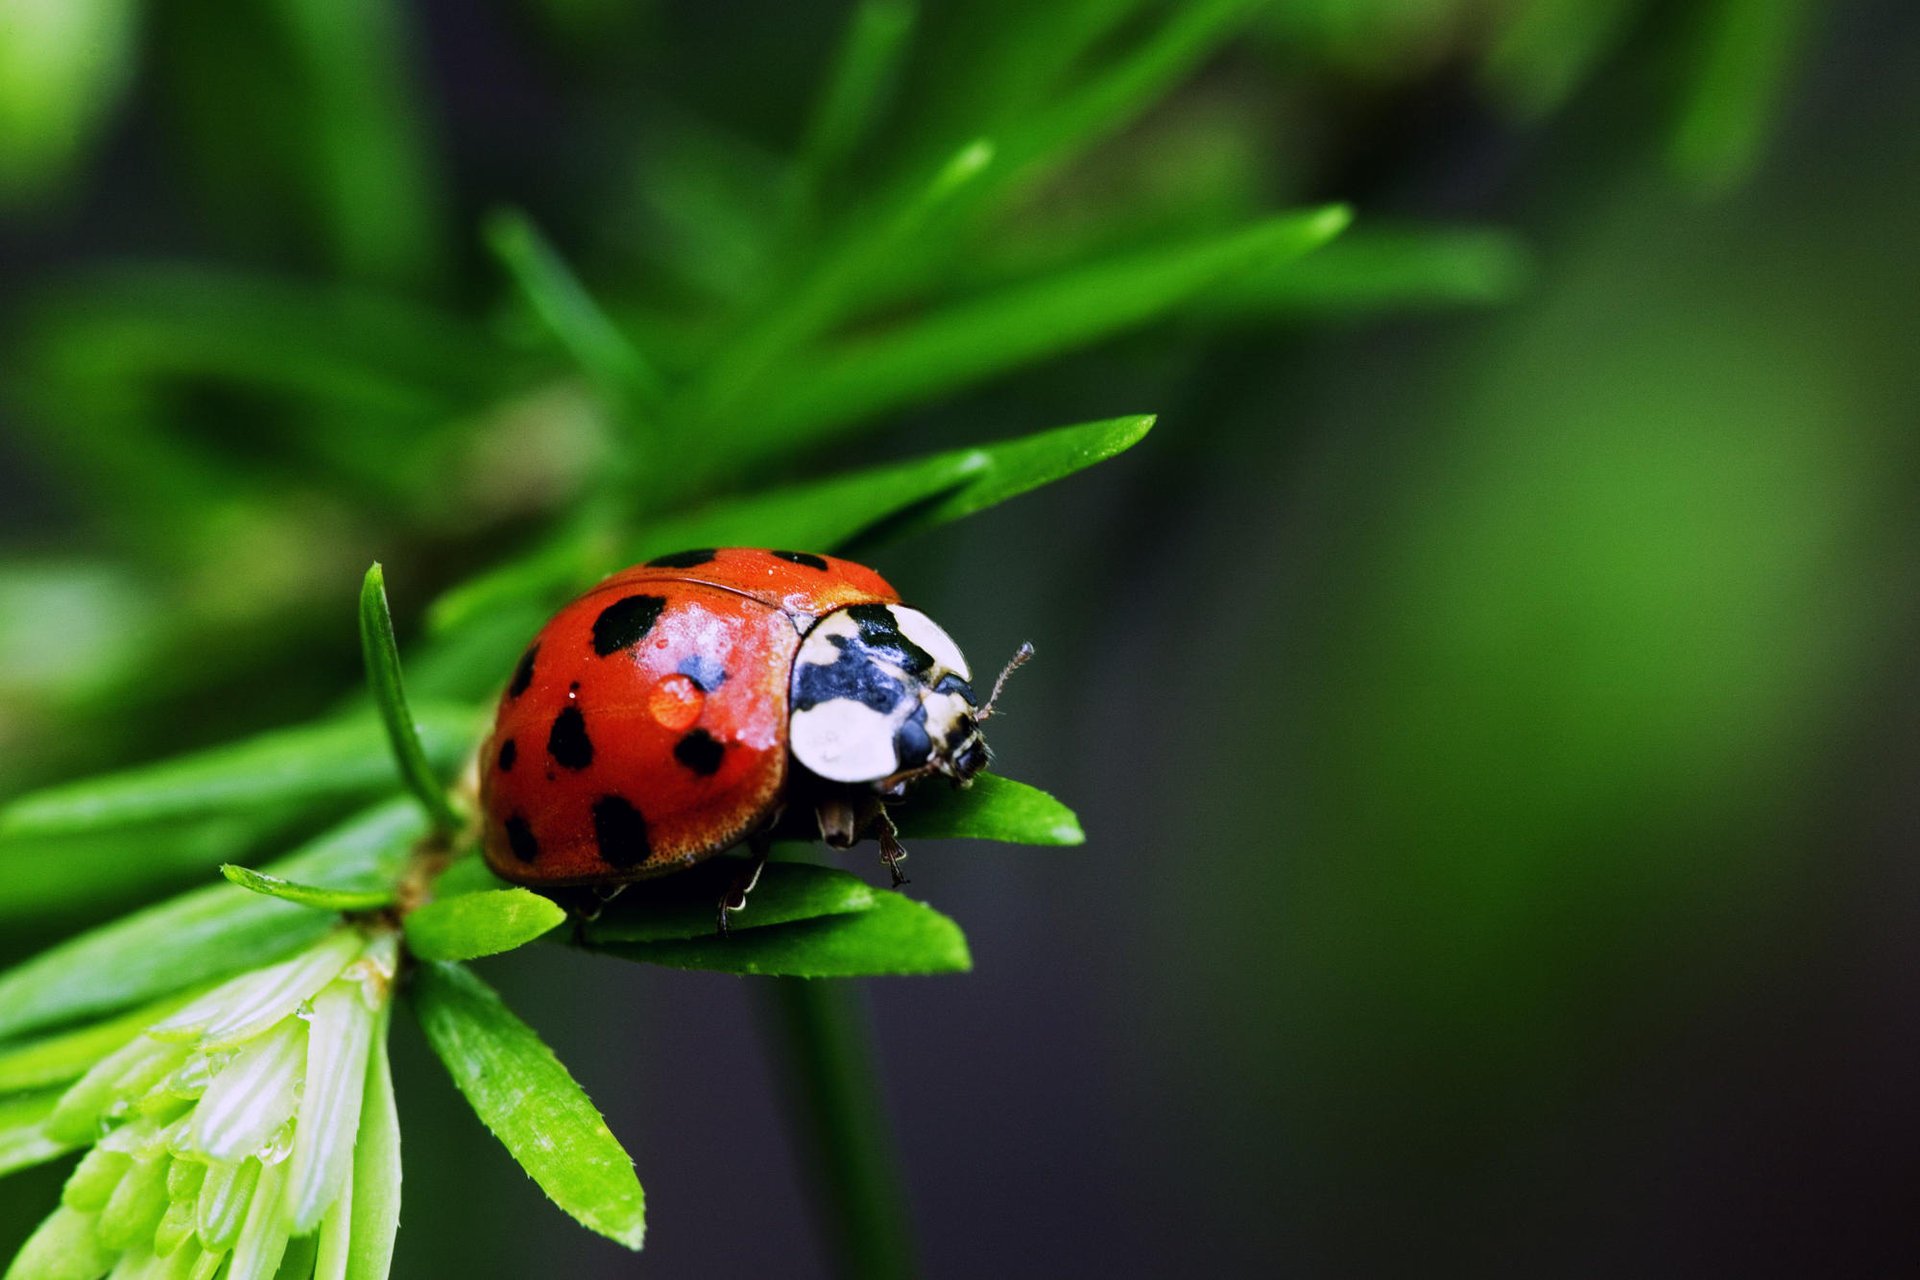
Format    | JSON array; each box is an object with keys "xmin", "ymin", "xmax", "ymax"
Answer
[{"xmin": 1307, "ymin": 202, "xmax": 1354, "ymax": 243}]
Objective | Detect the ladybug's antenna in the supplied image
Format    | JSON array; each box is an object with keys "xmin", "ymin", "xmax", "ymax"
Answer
[{"xmin": 977, "ymin": 642, "xmax": 1035, "ymax": 722}]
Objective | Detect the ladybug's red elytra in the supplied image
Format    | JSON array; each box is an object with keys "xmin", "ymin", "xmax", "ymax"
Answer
[{"xmin": 478, "ymin": 547, "xmax": 1028, "ymax": 924}]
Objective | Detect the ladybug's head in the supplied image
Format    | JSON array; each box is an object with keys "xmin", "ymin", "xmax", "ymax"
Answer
[{"xmin": 788, "ymin": 604, "xmax": 1028, "ymax": 790}]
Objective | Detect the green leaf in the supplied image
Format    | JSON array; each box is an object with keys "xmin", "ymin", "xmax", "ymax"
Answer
[
  {"xmin": 0, "ymin": 814, "xmax": 290, "ymax": 922},
  {"xmin": 796, "ymin": 0, "xmax": 918, "ymax": 200},
  {"xmin": 1669, "ymin": 0, "xmax": 1813, "ymax": 191},
  {"xmin": 411, "ymin": 963, "xmax": 645, "ymax": 1250},
  {"xmin": 272, "ymin": 0, "xmax": 447, "ymax": 288},
  {"xmin": 428, "ymin": 413, "xmax": 1153, "ymax": 637},
  {"xmin": 688, "ymin": 137, "xmax": 997, "ymax": 431},
  {"xmin": 0, "ymin": 991, "xmax": 195, "ymax": 1094},
  {"xmin": 602, "ymin": 891, "xmax": 970, "ymax": 977},
  {"xmin": 0, "ymin": 801, "xmax": 425, "ymax": 1041},
  {"xmin": 0, "ymin": 1090, "xmax": 76, "ymax": 1179},
  {"xmin": 220, "ymin": 865, "xmax": 396, "ymax": 913},
  {"xmin": 890, "ymin": 773, "xmax": 1084, "ymax": 845},
  {"xmin": 345, "ymin": 1012, "xmax": 402, "ymax": 1280},
  {"xmin": 579, "ymin": 858, "xmax": 878, "ymax": 945},
  {"xmin": 0, "ymin": 0, "xmax": 138, "ymax": 201},
  {"xmin": 732, "ymin": 208, "xmax": 1348, "ymax": 440},
  {"xmin": 1482, "ymin": 0, "xmax": 1639, "ymax": 118},
  {"xmin": 979, "ymin": 0, "xmax": 1259, "ymax": 196},
  {"xmin": 486, "ymin": 208, "xmax": 662, "ymax": 405},
  {"xmin": 359, "ymin": 563, "xmax": 464, "ymax": 835},
  {"xmin": 1197, "ymin": 225, "xmax": 1533, "ymax": 317},
  {"xmin": 0, "ymin": 702, "xmax": 483, "ymax": 839},
  {"xmin": 639, "ymin": 413, "xmax": 1156, "ymax": 559},
  {"xmin": 403, "ymin": 889, "xmax": 567, "ymax": 962}
]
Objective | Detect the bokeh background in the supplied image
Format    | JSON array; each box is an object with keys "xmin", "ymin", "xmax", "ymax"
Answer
[{"xmin": 3, "ymin": 0, "xmax": 1918, "ymax": 1275}]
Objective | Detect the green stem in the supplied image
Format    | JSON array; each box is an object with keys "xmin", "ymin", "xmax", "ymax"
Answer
[{"xmin": 763, "ymin": 979, "xmax": 918, "ymax": 1280}]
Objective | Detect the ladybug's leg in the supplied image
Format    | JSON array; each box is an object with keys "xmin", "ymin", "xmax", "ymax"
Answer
[
  {"xmin": 716, "ymin": 834, "xmax": 772, "ymax": 935},
  {"xmin": 815, "ymin": 795, "xmax": 907, "ymax": 887},
  {"xmin": 556, "ymin": 883, "xmax": 626, "ymax": 947},
  {"xmin": 870, "ymin": 805, "xmax": 909, "ymax": 888}
]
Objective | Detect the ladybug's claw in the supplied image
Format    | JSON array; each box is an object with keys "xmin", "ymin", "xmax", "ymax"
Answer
[
  {"xmin": 875, "ymin": 811, "xmax": 910, "ymax": 888},
  {"xmin": 715, "ymin": 837, "xmax": 771, "ymax": 935}
]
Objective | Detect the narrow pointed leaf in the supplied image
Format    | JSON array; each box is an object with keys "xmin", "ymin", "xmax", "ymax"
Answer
[
  {"xmin": 636, "ymin": 413, "xmax": 1156, "ymax": 559},
  {"xmin": 3, "ymin": 1205, "xmax": 115, "ymax": 1280},
  {"xmin": 734, "ymin": 207, "xmax": 1348, "ymax": 439},
  {"xmin": 345, "ymin": 1013, "xmax": 401, "ymax": 1280},
  {"xmin": 890, "ymin": 773, "xmax": 1084, "ymax": 845},
  {"xmin": 0, "ymin": 703, "xmax": 483, "ymax": 838},
  {"xmin": 579, "ymin": 858, "xmax": 878, "ymax": 945},
  {"xmin": 983, "ymin": 0, "xmax": 1259, "ymax": 191},
  {"xmin": 486, "ymin": 208, "xmax": 662, "ymax": 403},
  {"xmin": 0, "ymin": 814, "xmax": 297, "ymax": 922},
  {"xmin": 1669, "ymin": 0, "xmax": 1813, "ymax": 190},
  {"xmin": 0, "ymin": 1090, "xmax": 75, "ymax": 1179},
  {"xmin": 403, "ymin": 889, "xmax": 566, "ymax": 962},
  {"xmin": 412, "ymin": 963, "xmax": 645, "ymax": 1249},
  {"xmin": 797, "ymin": 0, "xmax": 918, "ymax": 195},
  {"xmin": 1197, "ymin": 225, "xmax": 1533, "ymax": 317},
  {"xmin": 0, "ymin": 801, "xmax": 424, "ymax": 1040},
  {"xmin": 359, "ymin": 564, "xmax": 463, "ymax": 835},
  {"xmin": 221, "ymin": 865, "xmax": 396, "ymax": 913},
  {"xmin": 428, "ymin": 413, "xmax": 1153, "ymax": 635},
  {"xmin": 603, "ymin": 891, "xmax": 970, "ymax": 977},
  {"xmin": 0, "ymin": 991, "xmax": 196, "ymax": 1093}
]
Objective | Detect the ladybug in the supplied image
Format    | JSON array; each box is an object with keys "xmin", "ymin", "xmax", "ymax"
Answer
[{"xmin": 478, "ymin": 547, "xmax": 1029, "ymax": 926}]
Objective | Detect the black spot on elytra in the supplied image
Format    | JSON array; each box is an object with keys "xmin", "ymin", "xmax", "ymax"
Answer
[
  {"xmin": 676, "ymin": 655, "xmax": 728, "ymax": 692},
  {"xmin": 592, "ymin": 795, "xmax": 651, "ymax": 867},
  {"xmin": 503, "ymin": 815, "xmax": 540, "ymax": 863},
  {"xmin": 547, "ymin": 706, "xmax": 594, "ymax": 769},
  {"xmin": 673, "ymin": 729, "xmax": 726, "ymax": 776},
  {"xmin": 646, "ymin": 548, "xmax": 715, "ymax": 569},
  {"xmin": 894, "ymin": 704, "xmax": 932, "ymax": 772},
  {"xmin": 592, "ymin": 594, "xmax": 667, "ymax": 656},
  {"xmin": 508, "ymin": 646, "xmax": 538, "ymax": 697},
  {"xmin": 497, "ymin": 739, "xmax": 517, "ymax": 772},
  {"xmin": 772, "ymin": 550, "xmax": 828, "ymax": 570},
  {"xmin": 793, "ymin": 636, "xmax": 909, "ymax": 713},
  {"xmin": 844, "ymin": 603, "xmax": 934, "ymax": 675}
]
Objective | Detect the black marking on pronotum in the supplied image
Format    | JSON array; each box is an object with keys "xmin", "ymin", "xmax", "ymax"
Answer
[
  {"xmin": 933, "ymin": 672, "xmax": 975, "ymax": 702},
  {"xmin": 504, "ymin": 815, "xmax": 540, "ymax": 863},
  {"xmin": 646, "ymin": 548, "xmax": 715, "ymax": 569},
  {"xmin": 592, "ymin": 795, "xmax": 651, "ymax": 867},
  {"xmin": 547, "ymin": 706, "xmax": 594, "ymax": 769},
  {"xmin": 676, "ymin": 654, "xmax": 728, "ymax": 692},
  {"xmin": 793, "ymin": 636, "xmax": 910, "ymax": 713},
  {"xmin": 592, "ymin": 594, "xmax": 667, "ymax": 657},
  {"xmin": 508, "ymin": 645, "xmax": 538, "ymax": 697},
  {"xmin": 772, "ymin": 550, "xmax": 829, "ymax": 570},
  {"xmin": 844, "ymin": 603, "xmax": 934, "ymax": 675},
  {"xmin": 894, "ymin": 703, "xmax": 933, "ymax": 772},
  {"xmin": 497, "ymin": 739, "xmax": 518, "ymax": 772},
  {"xmin": 673, "ymin": 729, "xmax": 726, "ymax": 776}
]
